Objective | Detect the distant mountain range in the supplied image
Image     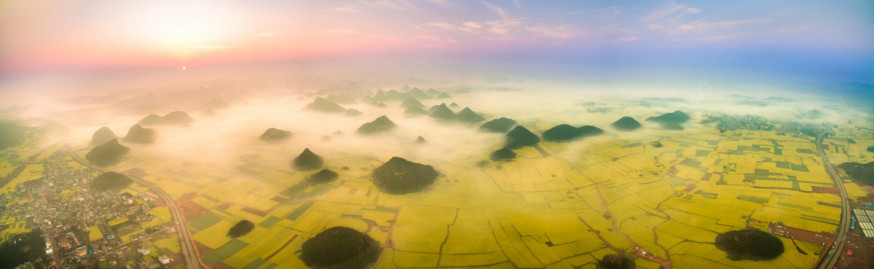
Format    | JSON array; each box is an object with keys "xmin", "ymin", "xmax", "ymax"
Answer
[{"xmin": 138, "ymin": 111, "xmax": 194, "ymax": 126}]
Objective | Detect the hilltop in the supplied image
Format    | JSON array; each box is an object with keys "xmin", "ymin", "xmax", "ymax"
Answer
[
  {"xmin": 123, "ymin": 124, "xmax": 156, "ymax": 144},
  {"xmin": 597, "ymin": 254, "xmax": 635, "ymax": 269},
  {"xmin": 372, "ymin": 157, "xmax": 438, "ymax": 194},
  {"xmin": 715, "ymin": 228, "xmax": 783, "ymax": 261},
  {"xmin": 138, "ymin": 111, "xmax": 194, "ymax": 126},
  {"xmin": 293, "ymin": 148, "xmax": 323, "ymax": 170},
  {"xmin": 345, "ymin": 109, "xmax": 363, "ymax": 116},
  {"xmin": 308, "ymin": 169, "xmax": 339, "ymax": 184},
  {"xmin": 428, "ymin": 103, "xmax": 455, "ymax": 120},
  {"xmin": 611, "ymin": 116, "xmax": 642, "ymax": 131},
  {"xmin": 298, "ymin": 226, "xmax": 380, "ymax": 269},
  {"xmin": 456, "ymin": 107, "xmax": 485, "ymax": 123},
  {"xmin": 505, "ymin": 126, "xmax": 540, "ymax": 149},
  {"xmin": 259, "ymin": 128, "xmax": 292, "ymax": 141},
  {"xmin": 401, "ymin": 98, "xmax": 425, "ymax": 110},
  {"xmin": 541, "ymin": 124, "xmax": 604, "ymax": 142},
  {"xmin": 357, "ymin": 116, "xmax": 396, "ymax": 134},
  {"xmin": 85, "ymin": 139, "xmax": 129, "ymax": 167},
  {"xmin": 405, "ymin": 106, "xmax": 428, "ymax": 115},
  {"xmin": 838, "ymin": 161, "xmax": 874, "ymax": 187},
  {"xmin": 306, "ymin": 97, "xmax": 346, "ymax": 113},
  {"xmin": 90, "ymin": 127, "xmax": 116, "ymax": 146},
  {"xmin": 90, "ymin": 172, "xmax": 132, "ymax": 192},
  {"xmin": 480, "ymin": 117, "xmax": 517, "ymax": 133},
  {"xmin": 0, "ymin": 230, "xmax": 46, "ymax": 268},
  {"xmin": 490, "ymin": 147, "xmax": 516, "ymax": 161},
  {"xmin": 0, "ymin": 122, "xmax": 28, "ymax": 150},
  {"xmin": 227, "ymin": 220, "xmax": 255, "ymax": 238},
  {"xmin": 646, "ymin": 111, "xmax": 690, "ymax": 130}
]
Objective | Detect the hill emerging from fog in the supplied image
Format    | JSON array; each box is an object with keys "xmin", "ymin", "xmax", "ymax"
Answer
[
  {"xmin": 372, "ymin": 157, "xmax": 438, "ymax": 194},
  {"xmin": 480, "ymin": 117, "xmax": 517, "ymax": 133},
  {"xmin": 505, "ymin": 126, "xmax": 540, "ymax": 149},
  {"xmin": 0, "ymin": 122, "xmax": 29, "ymax": 150},
  {"xmin": 542, "ymin": 124, "xmax": 604, "ymax": 142},
  {"xmin": 138, "ymin": 111, "xmax": 194, "ymax": 126},
  {"xmin": 90, "ymin": 127, "xmax": 117, "ymax": 146},
  {"xmin": 85, "ymin": 139, "xmax": 129, "ymax": 167},
  {"xmin": 646, "ymin": 111, "xmax": 690, "ymax": 130},
  {"xmin": 611, "ymin": 116, "xmax": 642, "ymax": 131},
  {"xmin": 123, "ymin": 124, "xmax": 156, "ymax": 144},
  {"xmin": 293, "ymin": 148, "xmax": 323, "ymax": 171},
  {"xmin": 357, "ymin": 116, "xmax": 396, "ymax": 134},
  {"xmin": 298, "ymin": 226, "xmax": 380, "ymax": 269},
  {"xmin": 90, "ymin": 172, "xmax": 132, "ymax": 192},
  {"xmin": 306, "ymin": 98, "xmax": 346, "ymax": 113},
  {"xmin": 260, "ymin": 128, "xmax": 292, "ymax": 141},
  {"xmin": 429, "ymin": 103, "xmax": 456, "ymax": 120},
  {"xmin": 456, "ymin": 107, "xmax": 485, "ymax": 123}
]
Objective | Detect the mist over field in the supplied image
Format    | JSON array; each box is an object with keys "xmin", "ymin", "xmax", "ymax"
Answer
[
  {"xmin": 2, "ymin": 1, "xmax": 873, "ymax": 268},
  {"xmin": 2, "ymin": 73, "xmax": 868, "ymax": 183}
]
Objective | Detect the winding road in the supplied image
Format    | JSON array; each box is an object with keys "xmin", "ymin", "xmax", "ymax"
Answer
[
  {"xmin": 65, "ymin": 144, "xmax": 202, "ymax": 269},
  {"xmin": 814, "ymin": 133, "xmax": 850, "ymax": 269}
]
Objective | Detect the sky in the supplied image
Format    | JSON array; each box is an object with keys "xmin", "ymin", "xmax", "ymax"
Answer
[{"xmin": 1, "ymin": 0, "xmax": 873, "ymax": 85}]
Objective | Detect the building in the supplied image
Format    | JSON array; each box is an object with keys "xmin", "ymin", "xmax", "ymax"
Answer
[{"xmin": 852, "ymin": 209, "xmax": 874, "ymax": 238}]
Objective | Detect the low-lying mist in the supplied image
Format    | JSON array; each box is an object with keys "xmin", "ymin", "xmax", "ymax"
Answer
[{"xmin": 3, "ymin": 74, "xmax": 870, "ymax": 186}]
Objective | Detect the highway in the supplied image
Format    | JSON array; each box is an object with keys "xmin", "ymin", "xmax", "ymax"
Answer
[
  {"xmin": 815, "ymin": 133, "xmax": 850, "ymax": 269},
  {"xmin": 65, "ymin": 144, "xmax": 202, "ymax": 269}
]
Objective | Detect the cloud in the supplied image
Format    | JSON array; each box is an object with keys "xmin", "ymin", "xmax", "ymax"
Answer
[
  {"xmin": 643, "ymin": 1, "xmax": 688, "ymax": 21},
  {"xmin": 512, "ymin": 0, "xmax": 524, "ymax": 15},
  {"xmin": 615, "ymin": 36, "xmax": 639, "ymax": 43},
  {"xmin": 358, "ymin": 0, "xmax": 410, "ymax": 11},
  {"xmin": 701, "ymin": 34, "xmax": 739, "ymax": 43},
  {"xmin": 426, "ymin": 0, "xmax": 449, "ymax": 5},
  {"xmin": 330, "ymin": 28, "xmax": 358, "ymax": 34},
  {"xmin": 525, "ymin": 23, "xmax": 584, "ymax": 40},
  {"xmin": 641, "ymin": 1, "xmax": 770, "ymax": 41},
  {"xmin": 484, "ymin": 19, "xmax": 525, "ymax": 36},
  {"xmin": 333, "ymin": 4, "xmax": 360, "ymax": 13},
  {"xmin": 193, "ymin": 45, "xmax": 227, "ymax": 49},
  {"xmin": 426, "ymin": 22, "xmax": 455, "ymax": 30},
  {"xmin": 462, "ymin": 21, "xmax": 482, "ymax": 29},
  {"xmin": 481, "ymin": 1, "xmax": 510, "ymax": 20},
  {"xmin": 419, "ymin": 17, "xmax": 584, "ymax": 43},
  {"xmin": 775, "ymin": 26, "xmax": 808, "ymax": 34}
]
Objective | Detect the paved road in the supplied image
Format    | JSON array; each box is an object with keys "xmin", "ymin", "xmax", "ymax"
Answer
[
  {"xmin": 815, "ymin": 133, "xmax": 850, "ymax": 269},
  {"xmin": 65, "ymin": 144, "xmax": 202, "ymax": 269}
]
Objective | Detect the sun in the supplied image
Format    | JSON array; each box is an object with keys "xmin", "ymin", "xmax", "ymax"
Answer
[{"xmin": 128, "ymin": 1, "xmax": 233, "ymax": 54}]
